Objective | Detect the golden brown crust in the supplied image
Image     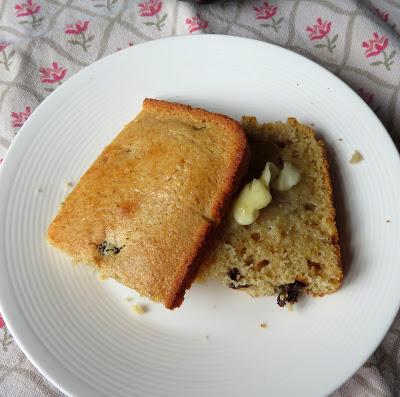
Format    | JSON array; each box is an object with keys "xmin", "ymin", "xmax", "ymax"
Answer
[
  {"xmin": 307, "ymin": 137, "xmax": 343, "ymax": 294},
  {"xmin": 48, "ymin": 99, "xmax": 249, "ymax": 309},
  {"xmin": 142, "ymin": 99, "xmax": 249, "ymax": 308},
  {"xmin": 143, "ymin": 99, "xmax": 250, "ymax": 223}
]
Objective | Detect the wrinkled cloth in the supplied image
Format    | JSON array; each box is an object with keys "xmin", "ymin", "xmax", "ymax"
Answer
[{"xmin": 0, "ymin": 0, "xmax": 399, "ymax": 396}]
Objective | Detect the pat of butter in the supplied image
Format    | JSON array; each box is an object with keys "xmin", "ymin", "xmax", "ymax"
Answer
[
  {"xmin": 233, "ymin": 160, "xmax": 301, "ymax": 225},
  {"xmin": 272, "ymin": 162, "xmax": 301, "ymax": 191},
  {"xmin": 261, "ymin": 162, "xmax": 280, "ymax": 186},
  {"xmin": 233, "ymin": 179, "xmax": 271, "ymax": 225}
]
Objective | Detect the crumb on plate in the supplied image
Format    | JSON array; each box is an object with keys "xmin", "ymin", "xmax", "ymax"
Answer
[
  {"xmin": 338, "ymin": 138, "xmax": 343, "ymax": 142},
  {"xmin": 349, "ymin": 150, "xmax": 364, "ymax": 164},
  {"xmin": 386, "ymin": 219, "xmax": 391, "ymax": 223},
  {"xmin": 126, "ymin": 297, "xmax": 134, "ymax": 302},
  {"xmin": 131, "ymin": 303, "xmax": 146, "ymax": 315},
  {"xmin": 260, "ymin": 323, "xmax": 268, "ymax": 329}
]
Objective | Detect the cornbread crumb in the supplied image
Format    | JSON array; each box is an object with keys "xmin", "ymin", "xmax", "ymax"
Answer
[
  {"xmin": 260, "ymin": 322, "xmax": 268, "ymax": 329},
  {"xmin": 131, "ymin": 303, "xmax": 146, "ymax": 315},
  {"xmin": 63, "ymin": 181, "xmax": 74, "ymax": 190},
  {"xmin": 349, "ymin": 150, "xmax": 363, "ymax": 164},
  {"xmin": 126, "ymin": 297, "xmax": 134, "ymax": 302},
  {"xmin": 287, "ymin": 303, "xmax": 294, "ymax": 312},
  {"xmin": 198, "ymin": 117, "xmax": 342, "ymax": 303},
  {"xmin": 98, "ymin": 274, "xmax": 107, "ymax": 282}
]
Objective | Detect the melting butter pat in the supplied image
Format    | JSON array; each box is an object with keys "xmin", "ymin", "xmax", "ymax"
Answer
[
  {"xmin": 233, "ymin": 179, "xmax": 272, "ymax": 225},
  {"xmin": 233, "ymin": 160, "xmax": 301, "ymax": 225},
  {"xmin": 272, "ymin": 162, "xmax": 301, "ymax": 191},
  {"xmin": 261, "ymin": 162, "xmax": 280, "ymax": 186}
]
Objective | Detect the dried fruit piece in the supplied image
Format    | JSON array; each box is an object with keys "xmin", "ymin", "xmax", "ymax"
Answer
[{"xmin": 276, "ymin": 281, "xmax": 306, "ymax": 307}]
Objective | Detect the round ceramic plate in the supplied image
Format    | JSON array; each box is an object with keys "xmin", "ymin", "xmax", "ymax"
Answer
[{"xmin": 0, "ymin": 35, "xmax": 399, "ymax": 397}]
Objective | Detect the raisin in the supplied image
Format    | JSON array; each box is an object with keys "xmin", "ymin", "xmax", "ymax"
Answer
[
  {"xmin": 228, "ymin": 268, "xmax": 241, "ymax": 281},
  {"xmin": 276, "ymin": 281, "xmax": 306, "ymax": 307}
]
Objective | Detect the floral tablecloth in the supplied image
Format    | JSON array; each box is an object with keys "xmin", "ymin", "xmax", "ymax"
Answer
[{"xmin": 0, "ymin": 0, "xmax": 399, "ymax": 396}]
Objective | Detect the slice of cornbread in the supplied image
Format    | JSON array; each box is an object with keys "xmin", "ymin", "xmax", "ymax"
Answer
[
  {"xmin": 47, "ymin": 99, "xmax": 249, "ymax": 309},
  {"xmin": 198, "ymin": 117, "xmax": 342, "ymax": 306}
]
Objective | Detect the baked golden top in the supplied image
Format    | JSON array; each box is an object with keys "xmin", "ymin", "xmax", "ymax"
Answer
[
  {"xmin": 47, "ymin": 99, "xmax": 249, "ymax": 309},
  {"xmin": 198, "ymin": 117, "xmax": 342, "ymax": 303}
]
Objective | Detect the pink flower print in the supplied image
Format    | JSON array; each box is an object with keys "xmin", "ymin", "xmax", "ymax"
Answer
[
  {"xmin": 65, "ymin": 21, "xmax": 94, "ymax": 52},
  {"xmin": 40, "ymin": 62, "xmax": 67, "ymax": 83},
  {"xmin": 254, "ymin": 2, "xmax": 276, "ymax": 19},
  {"xmin": 11, "ymin": 106, "xmax": 31, "ymax": 128},
  {"xmin": 39, "ymin": 62, "xmax": 67, "ymax": 92},
  {"xmin": 362, "ymin": 32, "xmax": 395, "ymax": 71},
  {"xmin": 307, "ymin": 18, "xmax": 331, "ymax": 40},
  {"xmin": 138, "ymin": 0, "xmax": 166, "ymax": 31},
  {"xmin": 15, "ymin": 0, "xmax": 44, "ymax": 30},
  {"xmin": 15, "ymin": 0, "xmax": 40, "ymax": 16},
  {"xmin": 362, "ymin": 32, "xmax": 388, "ymax": 57},
  {"xmin": 253, "ymin": 2, "xmax": 283, "ymax": 32},
  {"xmin": 306, "ymin": 18, "xmax": 338, "ymax": 54},
  {"xmin": 0, "ymin": 313, "xmax": 13, "ymax": 351},
  {"xmin": 186, "ymin": 15, "xmax": 208, "ymax": 34},
  {"xmin": 139, "ymin": 0, "xmax": 161, "ymax": 16},
  {"xmin": 0, "ymin": 42, "xmax": 15, "ymax": 71},
  {"xmin": 375, "ymin": 8, "xmax": 389, "ymax": 23},
  {"xmin": 358, "ymin": 88, "xmax": 381, "ymax": 113},
  {"xmin": 65, "ymin": 20, "xmax": 89, "ymax": 34}
]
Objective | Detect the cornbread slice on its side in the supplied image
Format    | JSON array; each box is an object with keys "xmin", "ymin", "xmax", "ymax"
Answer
[
  {"xmin": 198, "ymin": 117, "xmax": 342, "ymax": 305},
  {"xmin": 47, "ymin": 99, "xmax": 249, "ymax": 309}
]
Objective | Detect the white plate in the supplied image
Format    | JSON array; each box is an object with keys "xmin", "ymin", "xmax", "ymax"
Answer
[{"xmin": 0, "ymin": 35, "xmax": 399, "ymax": 397}]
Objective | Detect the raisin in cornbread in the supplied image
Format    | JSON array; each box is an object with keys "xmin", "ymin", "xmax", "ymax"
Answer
[
  {"xmin": 47, "ymin": 99, "xmax": 249, "ymax": 309},
  {"xmin": 198, "ymin": 117, "xmax": 342, "ymax": 305}
]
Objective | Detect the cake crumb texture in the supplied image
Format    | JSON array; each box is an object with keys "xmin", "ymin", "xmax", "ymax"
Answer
[{"xmin": 198, "ymin": 117, "xmax": 342, "ymax": 299}]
